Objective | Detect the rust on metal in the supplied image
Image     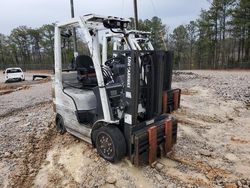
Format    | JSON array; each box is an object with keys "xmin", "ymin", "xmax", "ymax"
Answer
[
  {"xmin": 162, "ymin": 91, "xmax": 168, "ymax": 113},
  {"xmin": 173, "ymin": 90, "xmax": 180, "ymax": 110},
  {"xmin": 164, "ymin": 119, "xmax": 173, "ymax": 154},
  {"xmin": 148, "ymin": 125, "xmax": 157, "ymax": 165}
]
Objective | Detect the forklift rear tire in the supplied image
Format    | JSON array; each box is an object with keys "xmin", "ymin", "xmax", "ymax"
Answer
[
  {"xmin": 56, "ymin": 114, "xmax": 66, "ymax": 134},
  {"xmin": 94, "ymin": 125, "xmax": 126, "ymax": 163}
]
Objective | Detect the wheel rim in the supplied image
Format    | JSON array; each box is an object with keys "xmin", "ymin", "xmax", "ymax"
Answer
[{"xmin": 97, "ymin": 132, "xmax": 115, "ymax": 159}]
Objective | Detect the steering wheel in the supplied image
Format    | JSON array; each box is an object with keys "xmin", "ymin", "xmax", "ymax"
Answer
[{"xmin": 104, "ymin": 57, "xmax": 124, "ymax": 67}]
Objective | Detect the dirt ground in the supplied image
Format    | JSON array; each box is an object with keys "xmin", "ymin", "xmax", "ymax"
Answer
[{"xmin": 0, "ymin": 70, "xmax": 250, "ymax": 188}]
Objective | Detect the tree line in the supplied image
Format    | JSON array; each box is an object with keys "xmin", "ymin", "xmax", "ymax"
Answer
[
  {"xmin": 170, "ymin": 0, "xmax": 250, "ymax": 69},
  {"xmin": 135, "ymin": 0, "xmax": 249, "ymax": 69},
  {"xmin": 0, "ymin": 25, "xmax": 55, "ymax": 70},
  {"xmin": 0, "ymin": 0, "xmax": 249, "ymax": 70}
]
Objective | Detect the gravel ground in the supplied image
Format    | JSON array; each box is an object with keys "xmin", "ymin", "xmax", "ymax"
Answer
[
  {"xmin": 173, "ymin": 70, "xmax": 250, "ymax": 104},
  {"xmin": 0, "ymin": 72, "xmax": 52, "ymax": 116},
  {"xmin": 0, "ymin": 70, "xmax": 250, "ymax": 188},
  {"xmin": 0, "ymin": 102, "xmax": 56, "ymax": 187}
]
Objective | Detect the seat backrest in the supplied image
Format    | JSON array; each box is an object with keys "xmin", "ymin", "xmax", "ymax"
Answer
[{"xmin": 76, "ymin": 55, "xmax": 95, "ymax": 74}]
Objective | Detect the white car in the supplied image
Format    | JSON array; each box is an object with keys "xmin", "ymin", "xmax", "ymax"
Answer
[{"xmin": 4, "ymin": 67, "xmax": 25, "ymax": 83}]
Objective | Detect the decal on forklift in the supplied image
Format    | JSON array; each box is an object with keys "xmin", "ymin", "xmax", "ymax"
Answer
[
  {"xmin": 125, "ymin": 91, "xmax": 131, "ymax": 98},
  {"xmin": 126, "ymin": 57, "xmax": 131, "ymax": 88},
  {"xmin": 124, "ymin": 113, "xmax": 132, "ymax": 124}
]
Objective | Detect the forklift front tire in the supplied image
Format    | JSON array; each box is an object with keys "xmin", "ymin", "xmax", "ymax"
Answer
[
  {"xmin": 56, "ymin": 114, "xmax": 66, "ymax": 134},
  {"xmin": 94, "ymin": 125, "xmax": 126, "ymax": 163}
]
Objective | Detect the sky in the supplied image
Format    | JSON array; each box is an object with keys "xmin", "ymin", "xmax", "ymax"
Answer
[{"xmin": 0, "ymin": 0, "xmax": 211, "ymax": 35}]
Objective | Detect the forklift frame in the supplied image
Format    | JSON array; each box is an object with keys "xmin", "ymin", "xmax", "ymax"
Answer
[{"xmin": 53, "ymin": 14, "xmax": 180, "ymax": 165}]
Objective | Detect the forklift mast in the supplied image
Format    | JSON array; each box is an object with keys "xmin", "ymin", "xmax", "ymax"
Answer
[{"xmin": 121, "ymin": 50, "xmax": 179, "ymax": 164}]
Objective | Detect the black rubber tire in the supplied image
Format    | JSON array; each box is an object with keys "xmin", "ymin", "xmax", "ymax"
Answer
[
  {"xmin": 56, "ymin": 114, "xmax": 66, "ymax": 134},
  {"xmin": 94, "ymin": 125, "xmax": 126, "ymax": 163}
]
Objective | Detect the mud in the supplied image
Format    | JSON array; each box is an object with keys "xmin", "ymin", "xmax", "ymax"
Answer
[
  {"xmin": 0, "ymin": 85, "xmax": 30, "ymax": 96},
  {"xmin": 0, "ymin": 82, "xmax": 52, "ymax": 117},
  {"xmin": 0, "ymin": 70, "xmax": 250, "ymax": 188},
  {"xmin": 0, "ymin": 103, "xmax": 57, "ymax": 188},
  {"xmin": 0, "ymin": 74, "xmax": 51, "ymax": 96}
]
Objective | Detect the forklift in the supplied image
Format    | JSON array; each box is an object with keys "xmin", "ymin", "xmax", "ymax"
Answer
[{"xmin": 53, "ymin": 14, "xmax": 181, "ymax": 165}]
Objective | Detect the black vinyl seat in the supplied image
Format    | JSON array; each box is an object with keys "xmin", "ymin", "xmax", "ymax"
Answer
[{"xmin": 76, "ymin": 55, "xmax": 97, "ymax": 86}]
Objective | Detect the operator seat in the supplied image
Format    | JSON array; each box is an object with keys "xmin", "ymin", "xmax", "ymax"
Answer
[{"xmin": 76, "ymin": 55, "xmax": 97, "ymax": 86}]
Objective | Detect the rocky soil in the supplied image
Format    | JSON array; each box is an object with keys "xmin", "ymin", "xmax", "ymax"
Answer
[
  {"xmin": 0, "ymin": 72, "xmax": 52, "ymax": 117},
  {"xmin": 0, "ymin": 70, "xmax": 250, "ymax": 188},
  {"xmin": 173, "ymin": 70, "xmax": 250, "ymax": 104},
  {"xmin": 0, "ymin": 102, "xmax": 56, "ymax": 188}
]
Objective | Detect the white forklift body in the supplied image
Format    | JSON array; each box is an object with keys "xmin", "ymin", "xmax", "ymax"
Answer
[
  {"xmin": 54, "ymin": 14, "xmax": 129, "ymax": 142},
  {"xmin": 53, "ymin": 14, "xmax": 179, "ymax": 165}
]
